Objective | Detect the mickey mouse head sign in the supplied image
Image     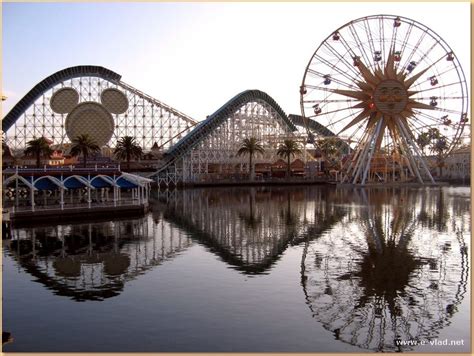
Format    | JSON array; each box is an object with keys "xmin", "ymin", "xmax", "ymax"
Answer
[{"xmin": 50, "ymin": 87, "xmax": 128, "ymax": 146}]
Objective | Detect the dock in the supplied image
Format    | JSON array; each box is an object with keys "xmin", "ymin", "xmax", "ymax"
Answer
[{"xmin": 9, "ymin": 203, "xmax": 149, "ymax": 227}]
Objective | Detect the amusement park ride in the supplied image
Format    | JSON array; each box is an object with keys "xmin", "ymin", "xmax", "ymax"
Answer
[
  {"xmin": 2, "ymin": 15, "xmax": 469, "ymax": 186},
  {"xmin": 300, "ymin": 15, "xmax": 469, "ymax": 184}
]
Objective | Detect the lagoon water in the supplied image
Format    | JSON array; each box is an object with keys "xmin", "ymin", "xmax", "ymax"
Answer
[{"xmin": 2, "ymin": 186, "xmax": 470, "ymax": 352}]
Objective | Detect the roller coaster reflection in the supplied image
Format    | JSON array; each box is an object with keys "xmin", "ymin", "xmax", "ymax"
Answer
[
  {"xmin": 153, "ymin": 186, "xmax": 348, "ymax": 274},
  {"xmin": 5, "ymin": 217, "xmax": 192, "ymax": 301},
  {"xmin": 6, "ymin": 186, "xmax": 348, "ymax": 300}
]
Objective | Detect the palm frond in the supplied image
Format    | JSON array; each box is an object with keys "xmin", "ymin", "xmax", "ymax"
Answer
[{"xmin": 237, "ymin": 137, "xmax": 265, "ymax": 157}]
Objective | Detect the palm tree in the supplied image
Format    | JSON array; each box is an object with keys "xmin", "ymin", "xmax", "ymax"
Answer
[
  {"xmin": 416, "ymin": 132, "xmax": 431, "ymax": 155},
  {"xmin": 318, "ymin": 137, "xmax": 339, "ymax": 157},
  {"xmin": 114, "ymin": 136, "xmax": 143, "ymax": 170},
  {"xmin": 24, "ymin": 137, "xmax": 53, "ymax": 168},
  {"xmin": 317, "ymin": 137, "xmax": 343, "ymax": 174},
  {"xmin": 69, "ymin": 134, "xmax": 100, "ymax": 168},
  {"xmin": 277, "ymin": 139, "xmax": 302, "ymax": 178},
  {"xmin": 431, "ymin": 135, "xmax": 449, "ymax": 176},
  {"xmin": 237, "ymin": 137, "xmax": 265, "ymax": 180}
]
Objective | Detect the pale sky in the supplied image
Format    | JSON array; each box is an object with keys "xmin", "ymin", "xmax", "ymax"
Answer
[{"xmin": 2, "ymin": 2, "xmax": 471, "ymax": 122}]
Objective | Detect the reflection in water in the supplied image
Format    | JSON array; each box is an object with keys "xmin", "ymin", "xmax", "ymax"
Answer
[
  {"xmin": 5, "ymin": 217, "xmax": 192, "ymax": 301},
  {"xmin": 6, "ymin": 186, "xmax": 350, "ymax": 303},
  {"xmin": 153, "ymin": 187, "xmax": 347, "ymax": 274},
  {"xmin": 301, "ymin": 187, "xmax": 469, "ymax": 352},
  {"xmin": 4, "ymin": 186, "xmax": 469, "ymax": 352}
]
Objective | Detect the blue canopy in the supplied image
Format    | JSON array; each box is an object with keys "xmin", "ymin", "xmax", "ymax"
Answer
[
  {"xmin": 116, "ymin": 177, "xmax": 138, "ymax": 189},
  {"xmin": 63, "ymin": 176, "xmax": 87, "ymax": 189},
  {"xmin": 34, "ymin": 178, "xmax": 60, "ymax": 191},
  {"xmin": 90, "ymin": 176, "xmax": 114, "ymax": 188}
]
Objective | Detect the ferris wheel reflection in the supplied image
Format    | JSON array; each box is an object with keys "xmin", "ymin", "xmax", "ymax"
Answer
[{"xmin": 300, "ymin": 187, "xmax": 469, "ymax": 352}]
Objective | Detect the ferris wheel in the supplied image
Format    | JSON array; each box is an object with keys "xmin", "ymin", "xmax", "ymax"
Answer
[{"xmin": 300, "ymin": 14, "xmax": 469, "ymax": 184}]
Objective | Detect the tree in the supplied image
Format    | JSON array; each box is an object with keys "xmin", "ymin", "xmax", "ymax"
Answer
[
  {"xmin": 427, "ymin": 128, "xmax": 441, "ymax": 141},
  {"xmin": 431, "ymin": 135, "xmax": 449, "ymax": 176},
  {"xmin": 114, "ymin": 136, "xmax": 143, "ymax": 170},
  {"xmin": 277, "ymin": 139, "xmax": 302, "ymax": 178},
  {"xmin": 317, "ymin": 137, "xmax": 342, "ymax": 173},
  {"xmin": 318, "ymin": 137, "xmax": 340, "ymax": 158},
  {"xmin": 416, "ymin": 132, "xmax": 431, "ymax": 155},
  {"xmin": 237, "ymin": 137, "xmax": 265, "ymax": 180},
  {"xmin": 69, "ymin": 134, "xmax": 100, "ymax": 168},
  {"xmin": 24, "ymin": 137, "xmax": 53, "ymax": 168}
]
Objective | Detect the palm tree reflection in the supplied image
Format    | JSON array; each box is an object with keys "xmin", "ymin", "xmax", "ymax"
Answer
[
  {"xmin": 301, "ymin": 188, "xmax": 469, "ymax": 352},
  {"xmin": 238, "ymin": 189, "xmax": 262, "ymax": 230}
]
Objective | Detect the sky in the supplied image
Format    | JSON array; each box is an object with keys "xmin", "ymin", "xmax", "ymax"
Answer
[{"xmin": 2, "ymin": 2, "xmax": 471, "ymax": 122}]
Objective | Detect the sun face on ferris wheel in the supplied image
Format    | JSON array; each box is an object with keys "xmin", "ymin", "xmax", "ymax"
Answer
[
  {"xmin": 332, "ymin": 48, "xmax": 455, "ymax": 149},
  {"xmin": 300, "ymin": 15, "xmax": 469, "ymax": 160}
]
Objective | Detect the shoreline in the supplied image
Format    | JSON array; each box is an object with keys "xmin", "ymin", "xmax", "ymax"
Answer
[
  {"xmin": 3, "ymin": 181, "xmax": 468, "ymax": 229},
  {"xmin": 152, "ymin": 179, "xmax": 464, "ymax": 189}
]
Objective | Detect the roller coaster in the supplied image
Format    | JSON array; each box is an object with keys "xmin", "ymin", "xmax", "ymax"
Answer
[
  {"xmin": 3, "ymin": 66, "xmax": 336, "ymax": 185},
  {"xmin": 3, "ymin": 14, "xmax": 469, "ymax": 186}
]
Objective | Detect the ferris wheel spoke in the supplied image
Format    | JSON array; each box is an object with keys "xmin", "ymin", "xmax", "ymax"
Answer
[
  {"xmin": 413, "ymin": 81, "xmax": 461, "ymax": 95},
  {"xmin": 414, "ymin": 110, "xmax": 462, "ymax": 125},
  {"xmin": 304, "ymin": 98, "xmax": 359, "ymax": 104},
  {"xmin": 314, "ymin": 54, "xmax": 361, "ymax": 84},
  {"xmin": 322, "ymin": 42, "xmax": 361, "ymax": 78},
  {"xmin": 306, "ymin": 69, "xmax": 357, "ymax": 89},
  {"xmin": 303, "ymin": 86, "xmax": 359, "ymax": 99},
  {"xmin": 437, "ymin": 66, "xmax": 463, "ymax": 78},
  {"xmin": 303, "ymin": 83, "xmax": 329, "ymax": 91},
  {"xmin": 432, "ymin": 107, "xmax": 465, "ymax": 115},
  {"xmin": 307, "ymin": 105, "xmax": 358, "ymax": 120},
  {"xmin": 411, "ymin": 109, "xmax": 443, "ymax": 122},
  {"xmin": 416, "ymin": 40, "xmax": 439, "ymax": 66},
  {"xmin": 348, "ymin": 23, "xmax": 372, "ymax": 68},
  {"xmin": 345, "ymin": 120, "xmax": 367, "ymax": 144},
  {"xmin": 337, "ymin": 30, "xmax": 358, "ymax": 59},
  {"xmin": 395, "ymin": 20, "xmax": 414, "ymax": 72},
  {"xmin": 363, "ymin": 18, "xmax": 377, "ymax": 65},
  {"xmin": 378, "ymin": 16, "xmax": 386, "ymax": 68},
  {"xmin": 408, "ymin": 116, "xmax": 441, "ymax": 135},
  {"xmin": 415, "ymin": 96, "xmax": 465, "ymax": 101},
  {"xmin": 330, "ymin": 111, "xmax": 366, "ymax": 129},
  {"xmin": 400, "ymin": 31, "xmax": 427, "ymax": 72},
  {"xmin": 405, "ymin": 52, "xmax": 451, "ymax": 88},
  {"xmin": 389, "ymin": 24, "xmax": 399, "ymax": 54}
]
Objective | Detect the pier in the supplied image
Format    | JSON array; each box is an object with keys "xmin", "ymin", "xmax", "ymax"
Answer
[{"xmin": 2, "ymin": 167, "xmax": 152, "ymax": 225}]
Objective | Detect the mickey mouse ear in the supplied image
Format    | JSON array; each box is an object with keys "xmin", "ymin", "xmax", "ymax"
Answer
[
  {"xmin": 100, "ymin": 88, "xmax": 129, "ymax": 114},
  {"xmin": 50, "ymin": 87, "xmax": 79, "ymax": 114}
]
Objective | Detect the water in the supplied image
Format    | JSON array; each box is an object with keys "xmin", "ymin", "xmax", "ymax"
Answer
[{"xmin": 2, "ymin": 185, "xmax": 470, "ymax": 352}]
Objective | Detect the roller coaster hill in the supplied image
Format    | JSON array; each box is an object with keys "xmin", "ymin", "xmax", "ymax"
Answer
[{"xmin": 2, "ymin": 66, "xmax": 348, "ymax": 186}]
